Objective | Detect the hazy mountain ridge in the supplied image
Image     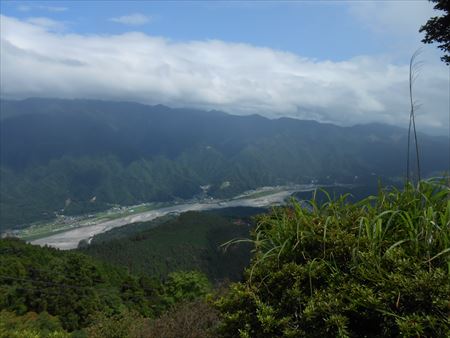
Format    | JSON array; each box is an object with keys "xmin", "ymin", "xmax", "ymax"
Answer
[{"xmin": 1, "ymin": 98, "xmax": 448, "ymax": 229}]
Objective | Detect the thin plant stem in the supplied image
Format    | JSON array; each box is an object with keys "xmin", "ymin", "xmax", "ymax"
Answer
[{"xmin": 407, "ymin": 49, "xmax": 422, "ymax": 185}]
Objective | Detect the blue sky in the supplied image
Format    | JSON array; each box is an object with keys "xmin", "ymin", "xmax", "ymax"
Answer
[
  {"xmin": 1, "ymin": 1, "xmax": 449, "ymax": 134},
  {"xmin": 0, "ymin": 0, "xmax": 426, "ymax": 61}
]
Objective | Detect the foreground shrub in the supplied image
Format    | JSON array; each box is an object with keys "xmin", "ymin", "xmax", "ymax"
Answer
[
  {"xmin": 86, "ymin": 310, "xmax": 150, "ymax": 338},
  {"xmin": 160, "ymin": 271, "xmax": 212, "ymax": 309},
  {"xmin": 86, "ymin": 271, "xmax": 214, "ymax": 338},
  {"xmin": 0, "ymin": 310, "xmax": 71, "ymax": 338},
  {"xmin": 217, "ymin": 180, "xmax": 450, "ymax": 337},
  {"xmin": 147, "ymin": 299, "xmax": 219, "ymax": 338},
  {"xmin": 85, "ymin": 299, "xmax": 219, "ymax": 338}
]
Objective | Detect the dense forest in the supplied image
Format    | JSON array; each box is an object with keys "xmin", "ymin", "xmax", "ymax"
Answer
[
  {"xmin": 1, "ymin": 98, "xmax": 448, "ymax": 229},
  {"xmin": 0, "ymin": 237, "xmax": 215, "ymax": 337},
  {"xmin": 0, "ymin": 207, "xmax": 261, "ymax": 336},
  {"xmin": 79, "ymin": 208, "xmax": 262, "ymax": 281},
  {"xmin": 1, "ymin": 181, "xmax": 448, "ymax": 337}
]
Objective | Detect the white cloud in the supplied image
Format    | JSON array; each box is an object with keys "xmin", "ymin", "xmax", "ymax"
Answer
[
  {"xmin": 109, "ymin": 13, "xmax": 151, "ymax": 26},
  {"xmin": 0, "ymin": 15, "xmax": 448, "ymax": 135},
  {"xmin": 25, "ymin": 17, "xmax": 66, "ymax": 31}
]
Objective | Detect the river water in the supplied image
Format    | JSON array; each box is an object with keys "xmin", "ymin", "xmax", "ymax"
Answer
[{"xmin": 31, "ymin": 185, "xmax": 317, "ymax": 250}]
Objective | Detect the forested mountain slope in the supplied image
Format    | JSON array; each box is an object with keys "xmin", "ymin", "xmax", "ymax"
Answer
[
  {"xmin": 0, "ymin": 237, "xmax": 216, "ymax": 336},
  {"xmin": 79, "ymin": 208, "xmax": 261, "ymax": 281},
  {"xmin": 1, "ymin": 98, "xmax": 448, "ymax": 229},
  {"xmin": 0, "ymin": 238, "xmax": 160, "ymax": 331}
]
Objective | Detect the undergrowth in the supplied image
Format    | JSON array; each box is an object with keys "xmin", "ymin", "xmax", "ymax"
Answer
[{"xmin": 217, "ymin": 179, "xmax": 450, "ymax": 337}]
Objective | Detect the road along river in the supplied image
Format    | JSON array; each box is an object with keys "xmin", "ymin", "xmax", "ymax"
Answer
[{"xmin": 31, "ymin": 185, "xmax": 318, "ymax": 250}]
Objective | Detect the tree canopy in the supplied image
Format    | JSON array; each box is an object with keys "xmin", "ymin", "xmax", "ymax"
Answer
[{"xmin": 420, "ymin": 0, "xmax": 450, "ymax": 65}]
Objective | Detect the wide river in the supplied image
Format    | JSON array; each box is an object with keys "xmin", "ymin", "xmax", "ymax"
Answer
[{"xmin": 31, "ymin": 185, "xmax": 317, "ymax": 250}]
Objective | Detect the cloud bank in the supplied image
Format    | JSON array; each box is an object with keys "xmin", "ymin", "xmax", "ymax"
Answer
[
  {"xmin": 0, "ymin": 15, "xmax": 448, "ymax": 134},
  {"xmin": 25, "ymin": 17, "xmax": 66, "ymax": 31}
]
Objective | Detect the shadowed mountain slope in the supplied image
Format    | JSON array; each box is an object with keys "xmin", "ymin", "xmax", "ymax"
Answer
[{"xmin": 1, "ymin": 98, "xmax": 448, "ymax": 229}]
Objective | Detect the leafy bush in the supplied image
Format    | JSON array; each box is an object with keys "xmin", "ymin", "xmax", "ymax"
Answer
[
  {"xmin": 85, "ymin": 273, "xmax": 215, "ymax": 338},
  {"xmin": 0, "ymin": 310, "xmax": 72, "ymax": 338},
  {"xmin": 0, "ymin": 237, "xmax": 214, "ymax": 334},
  {"xmin": 0, "ymin": 239, "xmax": 160, "ymax": 331},
  {"xmin": 161, "ymin": 271, "xmax": 212, "ymax": 308},
  {"xmin": 86, "ymin": 310, "xmax": 150, "ymax": 338},
  {"xmin": 85, "ymin": 299, "xmax": 219, "ymax": 338},
  {"xmin": 146, "ymin": 299, "xmax": 219, "ymax": 338},
  {"xmin": 216, "ymin": 180, "xmax": 450, "ymax": 337}
]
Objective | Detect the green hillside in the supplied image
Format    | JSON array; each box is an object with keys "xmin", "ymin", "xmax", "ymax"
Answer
[
  {"xmin": 79, "ymin": 209, "xmax": 262, "ymax": 281},
  {"xmin": 1, "ymin": 182, "xmax": 448, "ymax": 337},
  {"xmin": 0, "ymin": 238, "xmax": 159, "ymax": 332},
  {"xmin": 1, "ymin": 98, "xmax": 448, "ymax": 229},
  {"xmin": 0, "ymin": 238, "xmax": 216, "ymax": 336}
]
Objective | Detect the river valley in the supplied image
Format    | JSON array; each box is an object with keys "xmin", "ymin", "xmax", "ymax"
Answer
[{"xmin": 30, "ymin": 184, "xmax": 320, "ymax": 250}]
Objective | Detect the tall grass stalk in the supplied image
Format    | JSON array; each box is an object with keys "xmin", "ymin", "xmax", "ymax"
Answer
[
  {"xmin": 218, "ymin": 180, "xmax": 450, "ymax": 337},
  {"xmin": 406, "ymin": 49, "xmax": 423, "ymax": 184},
  {"xmin": 232, "ymin": 179, "xmax": 449, "ymax": 276}
]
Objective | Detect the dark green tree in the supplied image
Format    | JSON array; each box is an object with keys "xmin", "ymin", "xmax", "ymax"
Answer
[
  {"xmin": 420, "ymin": 0, "xmax": 450, "ymax": 65},
  {"xmin": 161, "ymin": 271, "xmax": 211, "ymax": 308}
]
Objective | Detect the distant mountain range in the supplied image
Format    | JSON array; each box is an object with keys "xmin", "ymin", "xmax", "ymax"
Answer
[{"xmin": 1, "ymin": 98, "xmax": 448, "ymax": 229}]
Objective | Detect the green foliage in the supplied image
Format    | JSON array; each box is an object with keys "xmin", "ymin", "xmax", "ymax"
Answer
[
  {"xmin": 216, "ymin": 180, "xmax": 450, "ymax": 337},
  {"xmin": 0, "ymin": 238, "xmax": 160, "ymax": 331},
  {"xmin": 80, "ymin": 272, "xmax": 215, "ymax": 337},
  {"xmin": 80, "ymin": 211, "xmax": 254, "ymax": 281},
  {"xmin": 85, "ymin": 299, "xmax": 220, "ymax": 338},
  {"xmin": 86, "ymin": 310, "xmax": 150, "ymax": 338},
  {"xmin": 420, "ymin": 0, "xmax": 450, "ymax": 65},
  {"xmin": 2, "ymin": 98, "xmax": 448, "ymax": 229},
  {"xmin": 146, "ymin": 299, "xmax": 219, "ymax": 338},
  {"xmin": 161, "ymin": 271, "xmax": 212, "ymax": 308},
  {"xmin": 0, "ymin": 237, "xmax": 220, "ymax": 335},
  {"xmin": 0, "ymin": 310, "xmax": 72, "ymax": 338}
]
